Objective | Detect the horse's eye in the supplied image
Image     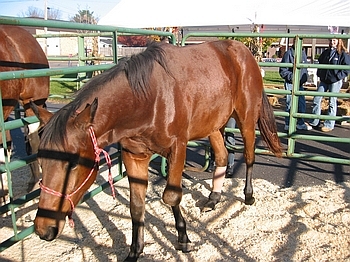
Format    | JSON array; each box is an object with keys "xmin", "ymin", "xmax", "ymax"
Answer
[{"xmin": 70, "ymin": 162, "xmax": 78, "ymax": 170}]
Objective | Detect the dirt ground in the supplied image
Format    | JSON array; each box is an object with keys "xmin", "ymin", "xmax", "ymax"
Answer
[
  {"xmin": 1, "ymin": 97, "xmax": 350, "ymax": 261},
  {"xmin": 1, "ymin": 160, "xmax": 350, "ymax": 262}
]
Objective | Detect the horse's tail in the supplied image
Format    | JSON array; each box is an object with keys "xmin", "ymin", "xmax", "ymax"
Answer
[{"xmin": 257, "ymin": 91, "xmax": 283, "ymax": 157}]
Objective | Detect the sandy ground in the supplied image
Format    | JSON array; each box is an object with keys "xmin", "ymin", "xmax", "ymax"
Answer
[
  {"xmin": 1, "ymin": 161, "xmax": 350, "ymax": 262},
  {"xmin": 1, "ymin": 98, "xmax": 349, "ymax": 261}
]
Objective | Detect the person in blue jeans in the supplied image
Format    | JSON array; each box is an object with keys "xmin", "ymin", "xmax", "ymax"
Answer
[
  {"xmin": 309, "ymin": 38, "xmax": 350, "ymax": 132},
  {"xmin": 279, "ymin": 39, "xmax": 312, "ymax": 131},
  {"xmin": 205, "ymin": 118, "xmax": 235, "ymax": 211}
]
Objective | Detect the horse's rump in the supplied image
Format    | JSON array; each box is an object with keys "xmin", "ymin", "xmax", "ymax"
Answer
[{"xmin": 0, "ymin": 25, "xmax": 49, "ymax": 117}]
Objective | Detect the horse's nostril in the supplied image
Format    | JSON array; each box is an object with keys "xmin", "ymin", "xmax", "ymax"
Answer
[{"xmin": 40, "ymin": 226, "xmax": 58, "ymax": 241}]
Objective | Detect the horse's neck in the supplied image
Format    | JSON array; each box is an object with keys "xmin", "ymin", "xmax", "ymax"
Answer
[{"xmin": 95, "ymin": 129, "xmax": 116, "ymax": 149}]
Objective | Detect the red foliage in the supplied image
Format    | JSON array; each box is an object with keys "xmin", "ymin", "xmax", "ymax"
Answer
[{"xmin": 118, "ymin": 35, "xmax": 149, "ymax": 47}]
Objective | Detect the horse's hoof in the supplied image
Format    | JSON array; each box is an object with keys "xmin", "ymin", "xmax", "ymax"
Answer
[
  {"xmin": 202, "ymin": 199, "xmax": 216, "ymax": 212},
  {"xmin": 202, "ymin": 191, "xmax": 221, "ymax": 212},
  {"xmin": 175, "ymin": 241, "xmax": 194, "ymax": 253},
  {"xmin": 124, "ymin": 255, "xmax": 138, "ymax": 262},
  {"xmin": 27, "ymin": 183, "xmax": 35, "ymax": 193},
  {"xmin": 202, "ymin": 205, "xmax": 214, "ymax": 212},
  {"xmin": 27, "ymin": 181, "xmax": 40, "ymax": 193},
  {"xmin": 245, "ymin": 196, "xmax": 255, "ymax": 205}
]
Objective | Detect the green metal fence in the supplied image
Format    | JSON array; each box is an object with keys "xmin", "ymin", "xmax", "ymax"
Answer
[
  {"xmin": 181, "ymin": 32, "xmax": 350, "ymax": 165},
  {"xmin": 0, "ymin": 16, "xmax": 175, "ymax": 251},
  {"xmin": 0, "ymin": 16, "xmax": 349, "ymax": 251}
]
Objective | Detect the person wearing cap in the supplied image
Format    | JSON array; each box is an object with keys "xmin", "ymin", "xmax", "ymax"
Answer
[{"xmin": 309, "ymin": 38, "xmax": 350, "ymax": 132}]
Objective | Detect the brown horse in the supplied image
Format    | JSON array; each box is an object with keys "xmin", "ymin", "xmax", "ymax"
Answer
[
  {"xmin": 0, "ymin": 25, "xmax": 50, "ymax": 197},
  {"xmin": 33, "ymin": 40, "xmax": 282, "ymax": 261}
]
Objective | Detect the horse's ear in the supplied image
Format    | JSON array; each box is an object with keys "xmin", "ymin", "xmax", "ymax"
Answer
[
  {"xmin": 29, "ymin": 101, "xmax": 53, "ymax": 127},
  {"xmin": 74, "ymin": 98, "xmax": 98, "ymax": 128}
]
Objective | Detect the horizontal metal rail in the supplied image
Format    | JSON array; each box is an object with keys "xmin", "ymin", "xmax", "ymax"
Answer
[
  {"xmin": 0, "ymin": 16, "xmax": 349, "ymax": 253},
  {"xmin": 180, "ymin": 32, "xmax": 350, "ymax": 165},
  {"xmin": 0, "ymin": 16, "xmax": 176, "ymax": 252}
]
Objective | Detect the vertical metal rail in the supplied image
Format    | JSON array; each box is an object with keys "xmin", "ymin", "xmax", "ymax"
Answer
[
  {"xmin": 287, "ymin": 36, "xmax": 302, "ymax": 155},
  {"xmin": 0, "ymin": 15, "xmax": 177, "ymax": 252},
  {"xmin": 0, "ymin": 16, "xmax": 349, "ymax": 252},
  {"xmin": 0, "ymin": 87, "xmax": 19, "ymax": 241},
  {"xmin": 113, "ymin": 30, "xmax": 118, "ymax": 64},
  {"xmin": 181, "ymin": 31, "xmax": 350, "ymax": 164}
]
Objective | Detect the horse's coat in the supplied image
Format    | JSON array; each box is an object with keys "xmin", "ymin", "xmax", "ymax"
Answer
[
  {"xmin": 0, "ymin": 25, "xmax": 49, "ymax": 197},
  {"xmin": 33, "ymin": 40, "xmax": 282, "ymax": 261}
]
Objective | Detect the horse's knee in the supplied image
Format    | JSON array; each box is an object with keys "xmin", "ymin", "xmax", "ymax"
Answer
[{"xmin": 162, "ymin": 185, "xmax": 182, "ymax": 206}]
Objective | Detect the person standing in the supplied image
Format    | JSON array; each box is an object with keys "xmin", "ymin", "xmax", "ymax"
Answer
[
  {"xmin": 279, "ymin": 39, "xmax": 312, "ymax": 131},
  {"xmin": 309, "ymin": 38, "xmax": 350, "ymax": 132}
]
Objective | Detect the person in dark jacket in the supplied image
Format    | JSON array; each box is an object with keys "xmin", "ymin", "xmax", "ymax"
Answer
[
  {"xmin": 309, "ymin": 38, "xmax": 350, "ymax": 132},
  {"xmin": 279, "ymin": 39, "xmax": 311, "ymax": 131}
]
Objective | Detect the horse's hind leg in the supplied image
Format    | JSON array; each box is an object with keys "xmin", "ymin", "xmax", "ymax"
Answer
[
  {"xmin": 122, "ymin": 150, "xmax": 150, "ymax": 261},
  {"xmin": 240, "ymin": 121, "xmax": 256, "ymax": 205},
  {"xmin": 25, "ymin": 122, "xmax": 41, "ymax": 192},
  {"xmin": 0, "ymin": 129, "xmax": 12, "ymax": 204},
  {"xmin": 203, "ymin": 130, "xmax": 227, "ymax": 211}
]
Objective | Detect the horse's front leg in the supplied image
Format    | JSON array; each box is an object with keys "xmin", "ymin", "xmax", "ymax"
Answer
[
  {"xmin": 172, "ymin": 205, "xmax": 193, "ymax": 252},
  {"xmin": 162, "ymin": 140, "xmax": 187, "ymax": 207},
  {"xmin": 122, "ymin": 150, "xmax": 151, "ymax": 262},
  {"xmin": 162, "ymin": 140, "xmax": 193, "ymax": 250}
]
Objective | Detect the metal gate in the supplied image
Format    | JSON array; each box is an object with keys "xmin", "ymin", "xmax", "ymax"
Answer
[{"xmin": 0, "ymin": 16, "xmax": 349, "ymax": 252}]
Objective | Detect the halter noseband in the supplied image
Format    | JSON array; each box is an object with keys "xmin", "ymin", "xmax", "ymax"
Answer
[{"xmin": 39, "ymin": 126, "xmax": 115, "ymax": 228}]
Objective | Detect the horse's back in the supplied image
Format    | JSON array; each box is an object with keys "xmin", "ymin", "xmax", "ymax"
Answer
[
  {"xmin": 157, "ymin": 40, "xmax": 263, "ymax": 140},
  {"xmin": 0, "ymin": 25, "xmax": 48, "ymax": 67}
]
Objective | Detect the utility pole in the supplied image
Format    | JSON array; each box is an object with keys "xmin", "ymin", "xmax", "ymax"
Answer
[{"xmin": 44, "ymin": 0, "xmax": 48, "ymax": 55}]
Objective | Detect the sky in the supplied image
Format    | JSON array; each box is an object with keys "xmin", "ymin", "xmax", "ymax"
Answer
[{"xmin": 0, "ymin": 0, "xmax": 120, "ymax": 21}]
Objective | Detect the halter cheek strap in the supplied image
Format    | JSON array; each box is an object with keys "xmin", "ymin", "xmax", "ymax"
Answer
[{"xmin": 39, "ymin": 126, "xmax": 115, "ymax": 228}]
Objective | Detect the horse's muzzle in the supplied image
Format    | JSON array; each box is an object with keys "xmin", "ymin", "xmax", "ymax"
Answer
[
  {"xmin": 36, "ymin": 226, "xmax": 59, "ymax": 241},
  {"xmin": 34, "ymin": 207, "xmax": 67, "ymax": 241}
]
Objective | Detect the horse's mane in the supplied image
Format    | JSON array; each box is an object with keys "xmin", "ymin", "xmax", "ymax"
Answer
[{"xmin": 41, "ymin": 42, "xmax": 170, "ymax": 147}]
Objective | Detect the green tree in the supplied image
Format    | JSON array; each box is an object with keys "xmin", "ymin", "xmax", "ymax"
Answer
[
  {"xmin": 219, "ymin": 25, "xmax": 280, "ymax": 61},
  {"xmin": 70, "ymin": 10, "xmax": 97, "ymax": 24}
]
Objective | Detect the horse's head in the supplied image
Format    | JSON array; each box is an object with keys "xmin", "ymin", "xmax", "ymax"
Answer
[{"xmin": 33, "ymin": 99, "xmax": 99, "ymax": 241}]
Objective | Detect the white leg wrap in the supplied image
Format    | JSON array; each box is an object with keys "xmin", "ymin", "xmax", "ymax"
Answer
[
  {"xmin": 0, "ymin": 148, "xmax": 5, "ymax": 164},
  {"xmin": 212, "ymin": 166, "xmax": 226, "ymax": 193},
  {"xmin": 0, "ymin": 148, "xmax": 11, "ymax": 195},
  {"xmin": 0, "ymin": 147, "xmax": 11, "ymax": 164},
  {"xmin": 28, "ymin": 122, "xmax": 40, "ymax": 135}
]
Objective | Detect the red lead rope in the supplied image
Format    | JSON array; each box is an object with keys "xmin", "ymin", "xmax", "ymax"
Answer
[{"xmin": 39, "ymin": 126, "xmax": 115, "ymax": 228}]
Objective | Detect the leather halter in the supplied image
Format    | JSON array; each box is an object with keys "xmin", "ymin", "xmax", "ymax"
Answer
[{"xmin": 39, "ymin": 126, "xmax": 115, "ymax": 227}]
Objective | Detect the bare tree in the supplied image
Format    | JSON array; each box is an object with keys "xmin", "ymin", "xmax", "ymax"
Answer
[
  {"xmin": 21, "ymin": 7, "xmax": 43, "ymax": 18},
  {"xmin": 47, "ymin": 8, "xmax": 62, "ymax": 20},
  {"xmin": 21, "ymin": 6, "xmax": 62, "ymax": 20}
]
